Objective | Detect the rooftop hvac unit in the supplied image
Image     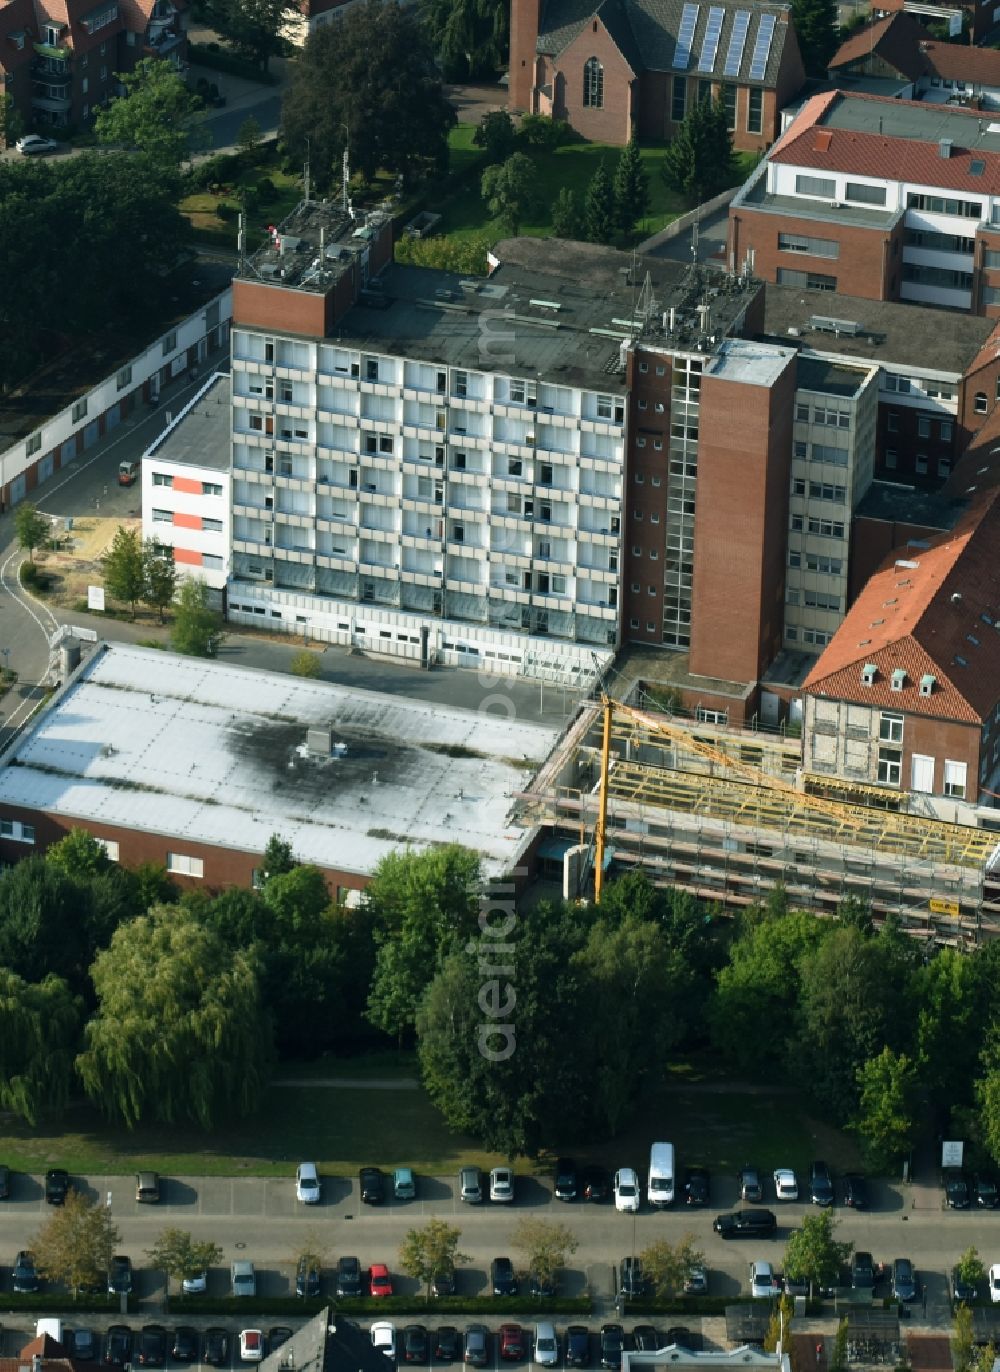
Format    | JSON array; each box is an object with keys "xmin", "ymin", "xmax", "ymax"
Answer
[
  {"xmin": 280, "ymin": 235, "xmax": 306, "ymax": 252},
  {"xmin": 259, "ymin": 262, "xmax": 281, "ymax": 280},
  {"xmin": 809, "ymin": 315, "xmax": 862, "ymax": 336}
]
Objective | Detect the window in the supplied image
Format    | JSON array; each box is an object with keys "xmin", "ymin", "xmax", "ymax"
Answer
[
  {"xmin": 510, "ymin": 379, "xmax": 526, "ymax": 404},
  {"xmin": 879, "ymin": 712, "xmax": 903, "ymax": 743},
  {"xmin": 27, "ymin": 433, "xmax": 41, "ymax": 457},
  {"xmin": 877, "ymin": 747, "xmax": 902, "ymax": 787},
  {"xmin": 778, "ymin": 232, "xmax": 839, "ymax": 259},
  {"xmin": 975, "ymin": 392, "xmax": 988, "ymax": 414},
  {"xmin": 152, "ymin": 508, "xmax": 172, "ymax": 523},
  {"xmin": 747, "ymin": 87, "xmax": 762, "ymax": 135},
  {"xmin": 938, "ymin": 458, "xmax": 951, "ymax": 478},
  {"xmin": 672, "ymin": 74, "xmax": 686, "ymax": 121},
  {"xmin": 96, "ymin": 838, "xmax": 120, "ymax": 862},
  {"xmin": 203, "ymin": 518, "xmax": 223, "ymax": 533},
  {"xmin": 203, "ymin": 554, "xmax": 224, "ymax": 570},
  {"xmin": 915, "ymin": 454, "xmax": 928, "ymax": 475},
  {"xmin": 911, "ymin": 754, "xmax": 934, "ymax": 794},
  {"xmin": 116, "ymin": 364, "xmax": 132, "ymax": 391},
  {"xmin": 844, "ymin": 180, "xmax": 886, "ymax": 206},
  {"xmin": 940, "ymin": 420, "xmax": 952, "ymax": 441},
  {"xmin": 807, "ymin": 517, "xmax": 844, "ymax": 538},
  {"xmin": 0, "ymin": 819, "xmax": 35, "ymax": 843},
  {"xmin": 153, "ymin": 472, "xmax": 173, "ymax": 487},
  {"xmin": 249, "ymin": 415, "xmax": 263, "ymax": 432},
  {"xmin": 508, "ymin": 457, "xmax": 522, "ymax": 476},
  {"xmin": 776, "ymin": 268, "xmax": 836, "ymax": 291},
  {"xmin": 71, "ymin": 399, "xmax": 88, "ymax": 422},
  {"xmin": 162, "ymin": 330, "xmax": 177, "ymax": 355},
  {"xmin": 203, "ymin": 482, "xmax": 223, "ymax": 497},
  {"xmin": 167, "ymin": 852, "xmax": 205, "ymax": 878},
  {"xmin": 916, "ymin": 416, "xmax": 930, "ymax": 439},
  {"xmin": 887, "ymin": 410, "xmax": 898, "ymax": 433},
  {"xmin": 795, "ymin": 173, "xmax": 835, "ymax": 198},
  {"xmin": 902, "ymin": 262, "xmax": 972, "ymax": 291},
  {"xmin": 907, "ymin": 192, "xmax": 982, "ymax": 219},
  {"xmin": 944, "ymin": 759, "xmax": 967, "ymax": 799},
  {"xmin": 583, "ymin": 56, "xmax": 604, "ymax": 108},
  {"xmin": 808, "ymin": 481, "xmax": 845, "ymax": 503},
  {"xmin": 885, "ymin": 449, "xmax": 897, "ymax": 470},
  {"xmin": 722, "ymin": 83, "xmax": 737, "ymax": 130}
]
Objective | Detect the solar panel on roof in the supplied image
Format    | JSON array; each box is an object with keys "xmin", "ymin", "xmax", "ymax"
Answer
[
  {"xmin": 748, "ymin": 11, "xmax": 776, "ymax": 81},
  {"xmin": 697, "ymin": 6, "xmax": 725, "ymax": 71},
  {"xmin": 673, "ymin": 2, "xmax": 699, "ymax": 70},
  {"xmin": 723, "ymin": 9, "xmax": 750, "ymax": 76}
]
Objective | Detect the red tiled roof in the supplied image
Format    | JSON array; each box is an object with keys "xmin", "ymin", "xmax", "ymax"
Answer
[
  {"xmin": 771, "ymin": 92, "xmax": 1000, "ymax": 195},
  {"xmin": 828, "ymin": 11, "xmax": 928, "ymax": 82},
  {"xmin": 804, "ymin": 490, "xmax": 1000, "ymax": 723},
  {"xmin": 922, "ymin": 38, "xmax": 1000, "ymax": 85}
]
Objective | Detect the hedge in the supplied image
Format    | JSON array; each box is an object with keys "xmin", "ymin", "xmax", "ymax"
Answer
[
  {"xmin": 623, "ymin": 1296, "xmax": 823, "ymax": 1316},
  {"xmin": 0, "ymin": 1293, "xmax": 121, "ymax": 1313},
  {"xmin": 167, "ymin": 1295, "xmax": 592, "ymax": 1317},
  {"xmin": 187, "ymin": 42, "xmax": 278, "ymax": 85}
]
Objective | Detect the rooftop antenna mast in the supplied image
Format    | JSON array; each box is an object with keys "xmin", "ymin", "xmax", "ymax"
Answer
[
  {"xmin": 690, "ymin": 215, "xmax": 700, "ymax": 264},
  {"xmin": 636, "ymin": 270, "xmax": 656, "ymax": 327},
  {"xmin": 303, "ymin": 136, "xmax": 311, "ymax": 204},
  {"xmin": 237, "ymin": 210, "xmax": 246, "ymax": 274},
  {"xmin": 342, "ymin": 121, "xmax": 351, "ymax": 215}
]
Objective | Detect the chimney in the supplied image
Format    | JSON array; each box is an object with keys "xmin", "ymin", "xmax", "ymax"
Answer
[{"xmin": 939, "ymin": 138, "xmax": 953, "ymax": 158}]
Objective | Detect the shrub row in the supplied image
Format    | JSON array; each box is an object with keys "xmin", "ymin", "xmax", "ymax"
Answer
[
  {"xmin": 187, "ymin": 43, "xmax": 278, "ymax": 84},
  {"xmin": 167, "ymin": 1295, "xmax": 592, "ymax": 1317},
  {"xmin": 0, "ymin": 1293, "xmax": 120, "ymax": 1313},
  {"xmin": 624, "ymin": 1295, "xmax": 822, "ymax": 1317}
]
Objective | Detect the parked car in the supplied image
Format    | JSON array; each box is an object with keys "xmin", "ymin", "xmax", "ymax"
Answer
[
  {"xmin": 843, "ymin": 1174, "xmax": 869, "ymax": 1209},
  {"xmin": 490, "ymin": 1166, "xmax": 514, "ymax": 1203},
  {"xmin": 632, "ymin": 1328, "xmax": 659, "ymax": 1353},
  {"xmin": 990, "ymin": 1265, "xmax": 1000, "ymax": 1304},
  {"xmin": 773, "ymin": 1169, "xmax": 798, "ymax": 1202},
  {"xmin": 435, "ymin": 1327, "xmax": 460, "ymax": 1362},
  {"xmin": 182, "ymin": 1269, "xmax": 207, "ymax": 1295},
  {"xmin": 70, "ymin": 1330, "xmax": 99, "ymax": 1362},
  {"xmin": 432, "ymin": 1267, "xmax": 457, "ymax": 1297},
  {"xmin": 172, "ymin": 1328, "xmax": 199, "ymax": 1362},
  {"xmin": 16, "ymin": 134, "xmax": 59, "ymax": 155},
  {"xmin": 554, "ymin": 1158, "xmax": 578, "ymax": 1201},
  {"xmin": 492, "ymin": 1256, "xmax": 518, "ymax": 1296},
  {"xmin": 296, "ymin": 1162, "xmax": 321, "ymax": 1204},
  {"xmin": 203, "ymin": 1330, "xmax": 229, "ymax": 1367},
  {"xmin": 499, "ymin": 1325, "xmax": 525, "ymax": 1361},
  {"xmin": 134, "ymin": 1171, "xmax": 160, "ymax": 1203},
  {"xmin": 851, "ymin": 1251, "xmax": 875, "ymax": 1290},
  {"xmin": 138, "ymin": 1327, "xmax": 167, "ymax": 1367},
  {"xmin": 459, "ymin": 1167, "xmax": 484, "ymax": 1204},
  {"xmin": 944, "ymin": 1170, "xmax": 970, "ymax": 1208},
  {"xmin": 394, "ymin": 1167, "xmax": 417, "ymax": 1200},
  {"xmin": 239, "ymin": 1331, "xmax": 264, "ymax": 1364},
  {"xmin": 108, "ymin": 1254, "xmax": 133, "ymax": 1295},
  {"xmin": 360, "ymin": 1167, "xmax": 385, "ymax": 1204},
  {"xmin": 599, "ymin": 1325, "xmax": 624, "ymax": 1371},
  {"xmin": 528, "ymin": 1270, "xmax": 556, "ymax": 1300},
  {"xmin": 371, "ymin": 1323, "xmax": 396, "ymax": 1360},
  {"xmin": 45, "ymin": 1168, "xmax": 70, "ymax": 1204},
  {"xmin": 614, "ymin": 1168, "xmax": 640, "ymax": 1213},
  {"xmin": 464, "ymin": 1325, "xmax": 489, "ymax": 1366},
  {"xmin": 534, "ymin": 1323, "xmax": 558, "ymax": 1368},
  {"xmin": 809, "ymin": 1161, "xmax": 834, "ymax": 1207},
  {"xmin": 619, "ymin": 1256, "xmax": 645, "ymax": 1298},
  {"xmin": 714, "ymin": 1210, "xmax": 777, "ymax": 1239},
  {"xmin": 566, "ymin": 1326, "xmax": 591, "ymax": 1367},
  {"xmin": 403, "ymin": 1326, "xmax": 429, "ymax": 1363},
  {"xmin": 975, "ymin": 1175, "xmax": 999, "ymax": 1209},
  {"xmin": 582, "ymin": 1166, "xmax": 611, "ymax": 1202},
  {"xmin": 749, "ymin": 1260, "xmax": 777, "ymax": 1298},
  {"xmin": 337, "ymin": 1256, "xmax": 362, "ymax": 1297},
  {"xmin": 13, "ymin": 1250, "xmax": 39, "ymax": 1293},
  {"xmin": 953, "ymin": 1267, "xmax": 978, "ymax": 1304},
  {"xmin": 784, "ymin": 1275, "xmax": 809, "ymax": 1297},
  {"xmin": 684, "ymin": 1264, "xmax": 708, "ymax": 1295},
  {"xmin": 683, "ymin": 1167, "xmax": 710, "ymax": 1206},
  {"xmin": 104, "ymin": 1328, "xmax": 133, "ymax": 1367},
  {"xmin": 665, "ymin": 1329, "xmax": 697, "ymax": 1351},
  {"xmin": 738, "ymin": 1165, "xmax": 763, "ymax": 1203},
  {"xmin": 370, "ymin": 1263, "xmax": 393, "ymax": 1297},
  {"xmin": 892, "ymin": 1258, "xmax": 918, "ymax": 1303},
  {"xmin": 231, "ymin": 1260, "xmax": 256, "ymax": 1297},
  {"xmin": 296, "ymin": 1255, "xmax": 321, "ymax": 1297},
  {"xmin": 269, "ymin": 1329, "xmax": 293, "ymax": 1353}
]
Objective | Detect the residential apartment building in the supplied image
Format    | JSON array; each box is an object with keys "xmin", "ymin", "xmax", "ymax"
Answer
[
  {"xmin": 876, "ymin": 0, "xmax": 993, "ymax": 45},
  {"xmin": 729, "ymin": 89, "xmax": 1000, "ymax": 317},
  {"xmin": 510, "ymin": 0, "xmax": 805, "ymax": 151},
  {"xmin": 829, "ymin": 11, "xmax": 1000, "ymax": 109}
]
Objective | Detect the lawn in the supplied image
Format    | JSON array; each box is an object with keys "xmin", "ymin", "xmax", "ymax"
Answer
[{"xmin": 179, "ymin": 158, "xmax": 302, "ymax": 248}]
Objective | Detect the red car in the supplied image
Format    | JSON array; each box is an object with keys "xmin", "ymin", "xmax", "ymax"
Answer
[
  {"xmin": 370, "ymin": 1263, "xmax": 393, "ymax": 1298},
  {"xmin": 499, "ymin": 1326, "xmax": 525, "ymax": 1362}
]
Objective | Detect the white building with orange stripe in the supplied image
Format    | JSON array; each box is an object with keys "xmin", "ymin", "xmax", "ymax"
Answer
[{"xmin": 140, "ymin": 372, "xmax": 231, "ymax": 593}]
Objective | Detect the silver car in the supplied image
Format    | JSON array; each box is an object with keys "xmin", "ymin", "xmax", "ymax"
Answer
[
  {"xmin": 535, "ymin": 1324, "xmax": 558, "ymax": 1368},
  {"xmin": 459, "ymin": 1166, "xmax": 483, "ymax": 1203},
  {"xmin": 490, "ymin": 1166, "xmax": 514, "ymax": 1202}
]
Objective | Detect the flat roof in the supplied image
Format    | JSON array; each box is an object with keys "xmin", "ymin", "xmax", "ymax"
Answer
[
  {"xmin": 329, "ymin": 239, "xmax": 762, "ymax": 394},
  {"xmin": 796, "ymin": 356, "xmax": 868, "ymax": 395},
  {"xmin": 0, "ymin": 643, "xmax": 558, "ymax": 879},
  {"xmin": 854, "ymin": 477, "xmax": 958, "ymax": 528},
  {"xmin": 142, "ymin": 372, "xmax": 231, "ymax": 472},
  {"xmin": 760, "ymin": 282, "xmax": 997, "ymax": 374},
  {"xmin": 705, "ymin": 336, "xmax": 796, "ymax": 387},
  {"xmin": 825, "ymin": 92, "xmax": 1000, "ymax": 153},
  {"xmin": 237, "ymin": 199, "xmax": 392, "ymax": 297},
  {"xmin": 736, "ymin": 178, "xmax": 902, "ymax": 229}
]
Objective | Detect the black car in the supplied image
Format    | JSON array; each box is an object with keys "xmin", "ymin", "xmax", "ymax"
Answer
[
  {"xmin": 892, "ymin": 1258, "xmax": 918, "ymax": 1304},
  {"xmin": 713, "ymin": 1209, "xmax": 777, "ymax": 1238},
  {"xmin": 172, "ymin": 1328, "xmax": 200, "ymax": 1362},
  {"xmin": 0, "ymin": 1164, "xmax": 9, "ymax": 1199},
  {"xmin": 360, "ymin": 1167, "xmax": 385, "ymax": 1204},
  {"xmin": 464, "ymin": 1325, "xmax": 489, "ymax": 1367},
  {"xmin": 492, "ymin": 1256, "xmax": 518, "ymax": 1296},
  {"xmin": 13, "ymin": 1250, "xmax": 39, "ymax": 1293},
  {"xmin": 69, "ymin": 1331, "xmax": 98, "ymax": 1362},
  {"xmin": 843, "ymin": 1173, "xmax": 869, "ymax": 1209},
  {"xmin": 45, "ymin": 1168, "xmax": 70, "ymax": 1205},
  {"xmin": 952, "ymin": 1267, "xmax": 978, "ymax": 1304},
  {"xmin": 432, "ymin": 1267, "xmax": 457, "ymax": 1297},
  {"xmin": 665, "ymin": 1329, "xmax": 697, "ymax": 1351},
  {"xmin": 528, "ymin": 1270, "xmax": 556, "ymax": 1299},
  {"xmin": 683, "ymin": 1167, "xmax": 710, "ymax": 1206},
  {"xmin": 738, "ymin": 1165, "xmax": 764, "ymax": 1203},
  {"xmin": 403, "ymin": 1327, "xmax": 429, "ymax": 1364},
  {"xmin": 809, "ymin": 1161, "xmax": 834, "ymax": 1207},
  {"xmin": 975, "ymin": 1174, "xmax": 999, "ymax": 1208},
  {"xmin": 434, "ymin": 1327, "xmax": 460, "ymax": 1362},
  {"xmin": 104, "ymin": 1328, "xmax": 133, "ymax": 1368},
  {"xmin": 138, "ymin": 1326, "xmax": 167, "ymax": 1368},
  {"xmin": 269, "ymin": 1329, "xmax": 293, "ymax": 1354},
  {"xmin": 555, "ymin": 1157, "xmax": 578, "ymax": 1201},
  {"xmin": 108, "ymin": 1254, "xmax": 133, "ymax": 1295},
  {"xmin": 632, "ymin": 1327, "xmax": 659, "ymax": 1352},
  {"xmin": 296, "ymin": 1255, "xmax": 321, "ymax": 1297},
  {"xmin": 600, "ymin": 1325, "xmax": 624, "ymax": 1371},
  {"xmin": 566, "ymin": 1327, "xmax": 591, "ymax": 1367},
  {"xmin": 944, "ymin": 1170, "xmax": 970, "ymax": 1209},
  {"xmin": 851, "ymin": 1251, "xmax": 875, "ymax": 1290},
  {"xmin": 582, "ymin": 1165, "xmax": 611, "ymax": 1202},
  {"xmin": 336, "ymin": 1255, "xmax": 363, "ymax": 1297},
  {"xmin": 203, "ymin": 1329, "xmax": 230, "ymax": 1367},
  {"xmin": 619, "ymin": 1257, "xmax": 646, "ymax": 1299}
]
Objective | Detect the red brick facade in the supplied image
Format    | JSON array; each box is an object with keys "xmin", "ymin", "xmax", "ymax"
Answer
[
  {"xmin": 729, "ymin": 208, "xmax": 906, "ymax": 302},
  {"xmin": 622, "ymin": 349, "xmax": 671, "ymax": 644},
  {"xmin": 537, "ymin": 20, "xmax": 637, "ymax": 144}
]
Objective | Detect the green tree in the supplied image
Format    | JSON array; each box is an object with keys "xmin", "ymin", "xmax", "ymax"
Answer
[
  {"xmin": 911, "ymin": 947, "xmax": 981, "ymax": 1110},
  {"xmin": 1, "ymin": 92, "xmax": 26, "ymax": 150},
  {"xmin": 47, "ymin": 828, "xmax": 113, "ymax": 881},
  {"xmin": 764, "ymin": 1296, "xmax": 795, "ymax": 1355},
  {"xmin": 830, "ymin": 1319, "xmax": 849, "ymax": 1372},
  {"xmin": 0, "ymin": 969, "xmax": 80, "ymax": 1123},
  {"xmin": 640, "ymin": 1235, "xmax": 705, "ymax": 1300},
  {"xmin": 662, "ymin": 98, "xmax": 736, "ymax": 202},
  {"xmin": 613, "ymin": 136, "xmax": 650, "ymax": 238},
  {"xmin": 512, "ymin": 1217, "xmax": 578, "ymax": 1288},
  {"xmin": 551, "ymin": 186, "xmax": 582, "ymax": 240},
  {"xmin": 33, "ymin": 1189, "xmax": 120, "ymax": 1297},
  {"xmin": 473, "ymin": 109, "xmax": 516, "ymax": 162},
  {"xmin": 142, "ymin": 539, "xmax": 178, "ymax": 622},
  {"xmin": 854, "ymin": 1047, "xmax": 918, "ymax": 1171},
  {"xmin": 262, "ymin": 834, "xmax": 297, "ymax": 881},
  {"xmin": 281, "ymin": 0, "xmax": 455, "ymax": 187},
  {"xmin": 205, "ymin": 0, "xmax": 295, "ymax": 69},
  {"xmin": 170, "ymin": 578, "xmax": 224, "ymax": 657},
  {"xmin": 481, "ymin": 152, "xmax": 538, "ymax": 236},
  {"xmin": 420, "ymin": 0, "xmax": 507, "ymax": 78},
  {"xmin": 77, "ymin": 904, "xmax": 274, "ymax": 1128},
  {"xmin": 291, "ymin": 650, "xmax": 321, "ymax": 678},
  {"xmin": 236, "ymin": 114, "xmax": 263, "ymax": 160},
  {"xmin": 792, "ymin": 0, "xmax": 839, "ymax": 76},
  {"xmin": 398, "ymin": 1219, "xmax": 468, "ymax": 1299},
  {"xmin": 95, "ymin": 58, "xmax": 207, "ymax": 166},
  {"xmin": 14, "ymin": 503, "xmax": 49, "ymax": 564},
  {"xmin": 783, "ymin": 1211, "xmax": 851, "ymax": 1299},
  {"xmin": 0, "ymin": 856, "xmax": 88, "ymax": 985},
  {"xmin": 584, "ymin": 161, "xmax": 616, "ymax": 244},
  {"xmin": 954, "ymin": 1304, "xmax": 976, "ymax": 1372},
  {"xmin": 956, "ymin": 1246, "xmax": 985, "ymax": 1292},
  {"xmin": 102, "ymin": 525, "xmax": 146, "ymax": 619},
  {"xmin": 146, "ymin": 1227, "xmax": 224, "ymax": 1290}
]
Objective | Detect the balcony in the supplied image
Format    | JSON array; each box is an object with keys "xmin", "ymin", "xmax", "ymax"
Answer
[
  {"xmin": 31, "ymin": 91, "xmax": 71, "ymax": 112},
  {"xmin": 146, "ymin": 23, "xmax": 184, "ymax": 52}
]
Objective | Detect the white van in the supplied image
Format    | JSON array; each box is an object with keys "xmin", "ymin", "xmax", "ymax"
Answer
[{"xmin": 648, "ymin": 1142, "xmax": 675, "ymax": 1207}]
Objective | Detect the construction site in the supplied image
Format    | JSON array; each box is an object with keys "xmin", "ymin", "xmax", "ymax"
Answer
[{"xmin": 519, "ymin": 688, "xmax": 1000, "ymax": 945}]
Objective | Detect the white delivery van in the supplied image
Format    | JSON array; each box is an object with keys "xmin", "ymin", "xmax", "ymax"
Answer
[{"xmin": 648, "ymin": 1142, "xmax": 675, "ymax": 1207}]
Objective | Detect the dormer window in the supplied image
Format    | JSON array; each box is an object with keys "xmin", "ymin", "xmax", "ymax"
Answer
[
  {"xmin": 919, "ymin": 674, "xmax": 935, "ymax": 697},
  {"xmin": 862, "ymin": 663, "xmax": 877, "ymax": 686},
  {"xmin": 891, "ymin": 668, "xmax": 906, "ymax": 692}
]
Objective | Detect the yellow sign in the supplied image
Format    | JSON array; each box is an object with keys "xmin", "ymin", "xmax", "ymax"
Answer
[{"xmin": 929, "ymin": 897, "xmax": 960, "ymax": 917}]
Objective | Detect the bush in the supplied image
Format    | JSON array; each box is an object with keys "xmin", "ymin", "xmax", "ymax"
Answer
[
  {"xmin": 255, "ymin": 176, "xmax": 275, "ymax": 200},
  {"xmin": 216, "ymin": 201, "xmax": 236, "ymax": 220},
  {"xmin": 291, "ymin": 650, "xmax": 321, "ymax": 679},
  {"xmin": 20, "ymin": 561, "xmax": 51, "ymax": 591},
  {"xmin": 187, "ymin": 152, "xmax": 237, "ymax": 190},
  {"xmin": 520, "ymin": 114, "xmax": 575, "ymax": 148},
  {"xmin": 168, "ymin": 1294, "xmax": 592, "ymax": 1317},
  {"xmin": 187, "ymin": 41, "xmax": 278, "ymax": 84}
]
